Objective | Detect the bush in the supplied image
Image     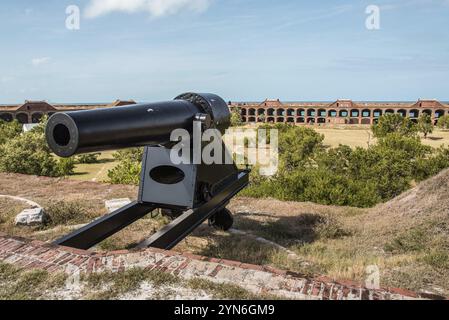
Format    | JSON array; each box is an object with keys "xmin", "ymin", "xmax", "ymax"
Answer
[
  {"xmin": 371, "ymin": 114, "xmax": 416, "ymax": 138},
  {"xmin": 77, "ymin": 153, "xmax": 101, "ymax": 164},
  {"xmin": 0, "ymin": 122, "xmax": 74, "ymax": 177},
  {"xmin": 45, "ymin": 200, "xmax": 94, "ymax": 226},
  {"xmin": 437, "ymin": 115, "xmax": 449, "ymax": 130},
  {"xmin": 0, "ymin": 120, "xmax": 22, "ymax": 145},
  {"xmin": 230, "ymin": 108, "xmax": 243, "ymax": 127}
]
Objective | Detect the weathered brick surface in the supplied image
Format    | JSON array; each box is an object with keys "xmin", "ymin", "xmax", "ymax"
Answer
[{"xmin": 0, "ymin": 234, "xmax": 444, "ymax": 300}]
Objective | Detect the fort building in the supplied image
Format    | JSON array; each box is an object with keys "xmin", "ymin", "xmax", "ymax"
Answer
[
  {"xmin": 230, "ymin": 99, "xmax": 449, "ymax": 126},
  {"xmin": 1, "ymin": 98, "xmax": 449, "ymax": 127},
  {"xmin": 0, "ymin": 100, "xmax": 136, "ymax": 124}
]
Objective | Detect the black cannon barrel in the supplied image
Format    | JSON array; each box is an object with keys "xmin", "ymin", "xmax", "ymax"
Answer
[{"xmin": 46, "ymin": 93, "xmax": 230, "ymax": 157}]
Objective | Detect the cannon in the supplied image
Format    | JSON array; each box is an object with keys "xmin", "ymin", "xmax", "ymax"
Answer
[{"xmin": 46, "ymin": 93, "xmax": 249, "ymax": 250}]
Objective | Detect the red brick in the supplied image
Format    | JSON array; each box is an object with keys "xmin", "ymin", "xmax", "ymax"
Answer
[
  {"xmin": 387, "ymin": 287, "xmax": 418, "ymax": 298},
  {"xmin": 220, "ymin": 259, "xmax": 242, "ymax": 268},
  {"xmin": 240, "ymin": 263, "xmax": 263, "ymax": 271}
]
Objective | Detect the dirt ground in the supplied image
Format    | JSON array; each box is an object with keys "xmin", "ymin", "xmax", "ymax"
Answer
[{"xmin": 0, "ymin": 171, "xmax": 448, "ymax": 296}]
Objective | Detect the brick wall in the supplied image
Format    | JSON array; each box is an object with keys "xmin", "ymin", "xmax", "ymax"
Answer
[{"xmin": 0, "ymin": 232, "xmax": 444, "ymax": 300}]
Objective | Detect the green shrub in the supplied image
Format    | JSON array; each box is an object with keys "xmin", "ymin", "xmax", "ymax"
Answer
[
  {"xmin": 0, "ymin": 120, "xmax": 22, "ymax": 145},
  {"xmin": 76, "ymin": 153, "xmax": 101, "ymax": 164},
  {"xmin": 0, "ymin": 120, "xmax": 74, "ymax": 177}
]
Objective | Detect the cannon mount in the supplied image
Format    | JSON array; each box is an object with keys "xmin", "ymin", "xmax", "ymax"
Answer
[{"xmin": 49, "ymin": 93, "xmax": 250, "ymax": 251}]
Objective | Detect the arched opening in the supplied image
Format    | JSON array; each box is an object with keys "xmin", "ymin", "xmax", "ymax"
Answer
[
  {"xmin": 297, "ymin": 109, "xmax": 305, "ymax": 117},
  {"xmin": 307, "ymin": 109, "xmax": 316, "ymax": 117},
  {"xmin": 287, "ymin": 117, "xmax": 295, "ymax": 123},
  {"xmin": 267, "ymin": 108, "xmax": 275, "ymax": 116},
  {"xmin": 0, "ymin": 113, "xmax": 13, "ymax": 122},
  {"xmin": 422, "ymin": 109, "xmax": 432, "ymax": 117},
  {"xmin": 349, "ymin": 118, "xmax": 359, "ymax": 124},
  {"xmin": 16, "ymin": 113, "xmax": 29, "ymax": 124},
  {"xmin": 31, "ymin": 112, "xmax": 43, "ymax": 123},
  {"xmin": 409, "ymin": 109, "xmax": 419, "ymax": 118},
  {"xmin": 242, "ymin": 116, "xmax": 247, "ymax": 122},
  {"xmin": 257, "ymin": 108, "xmax": 265, "ymax": 116},
  {"xmin": 241, "ymin": 109, "xmax": 247, "ymax": 116},
  {"xmin": 307, "ymin": 118, "xmax": 315, "ymax": 124},
  {"xmin": 328, "ymin": 110, "xmax": 337, "ymax": 117},
  {"xmin": 361, "ymin": 118, "xmax": 371, "ymax": 125},
  {"xmin": 397, "ymin": 109, "xmax": 407, "ymax": 117},
  {"xmin": 350, "ymin": 109, "xmax": 360, "ymax": 117},
  {"xmin": 296, "ymin": 117, "xmax": 305, "ymax": 124},
  {"xmin": 373, "ymin": 109, "xmax": 382, "ymax": 118},
  {"xmin": 276, "ymin": 109, "xmax": 285, "ymax": 116},
  {"xmin": 339, "ymin": 110, "xmax": 349, "ymax": 117},
  {"xmin": 248, "ymin": 109, "xmax": 256, "ymax": 116},
  {"xmin": 317, "ymin": 118, "xmax": 326, "ymax": 124},
  {"xmin": 318, "ymin": 109, "xmax": 326, "ymax": 117},
  {"xmin": 248, "ymin": 117, "xmax": 256, "ymax": 123},
  {"xmin": 276, "ymin": 117, "xmax": 285, "ymax": 123},
  {"xmin": 435, "ymin": 110, "xmax": 445, "ymax": 118},
  {"xmin": 385, "ymin": 109, "xmax": 395, "ymax": 114},
  {"xmin": 361, "ymin": 109, "xmax": 371, "ymax": 118},
  {"xmin": 267, "ymin": 117, "xmax": 275, "ymax": 123},
  {"xmin": 287, "ymin": 109, "xmax": 295, "ymax": 116}
]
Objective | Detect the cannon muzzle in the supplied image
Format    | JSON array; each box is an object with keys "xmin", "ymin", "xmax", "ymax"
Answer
[{"xmin": 46, "ymin": 93, "xmax": 230, "ymax": 157}]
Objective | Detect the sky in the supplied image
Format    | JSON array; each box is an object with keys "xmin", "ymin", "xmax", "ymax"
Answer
[{"xmin": 0, "ymin": 0, "xmax": 448, "ymax": 103}]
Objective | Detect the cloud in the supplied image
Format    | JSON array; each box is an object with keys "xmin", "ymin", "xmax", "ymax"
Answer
[
  {"xmin": 84, "ymin": 0, "xmax": 211, "ymax": 19},
  {"xmin": 31, "ymin": 57, "xmax": 51, "ymax": 67}
]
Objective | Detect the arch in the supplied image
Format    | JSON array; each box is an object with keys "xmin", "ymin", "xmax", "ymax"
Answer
[
  {"xmin": 267, "ymin": 108, "xmax": 275, "ymax": 116},
  {"xmin": 307, "ymin": 118, "xmax": 315, "ymax": 124},
  {"xmin": 435, "ymin": 110, "xmax": 445, "ymax": 118},
  {"xmin": 16, "ymin": 113, "xmax": 29, "ymax": 124},
  {"xmin": 397, "ymin": 109, "xmax": 407, "ymax": 117},
  {"xmin": 307, "ymin": 109, "xmax": 316, "ymax": 117},
  {"xmin": 242, "ymin": 116, "xmax": 247, "ymax": 122},
  {"xmin": 373, "ymin": 109, "xmax": 382, "ymax": 118},
  {"xmin": 31, "ymin": 112, "xmax": 43, "ymax": 123},
  {"xmin": 266, "ymin": 117, "xmax": 275, "ymax": 123},
  {"xmin": 296, "ymin": 117, "xmax": 305, "ymax": 123},
  {"xmin": 297, "ymin": 109, "xmax": 305, "ymax": 117},
  {"xmin": 257, "ymin": 108, "xmax": 266, "ymax": 116},
  {"xmin": 409, "ymin": 109, "xmax": 419, "ymax": 118},
  {"xmin": 241, "ymin": 108, "xmax": 247, "ymax": 116},
  {"xmin": 287, "ymin": 117, "xmax": 295, "ymax": 123},
  {"xmin": 248, "ymin": 117, "xmax": 256, "ymax": 123},
  {"xmin": 276, "ymin": 109, "xmax": 285, "ymax": 116},
  {"xmin": 317, "ymin": 118, "xmax": 326, "ymax": 124},
  {"xmin": 328, "ymin": 110, "xmax": 337, "ymax": 117},
  {"xmin": 350, "ymin": 109, "xmax": 360, "ymax": 117},
  {"xmin": 361, "ymin": 109, "xmax": 371, "ymax": 117},
  {"xmin": 276, "ymin": 117, "xmax": 285, "ymax": 123},
  {"xmin": 339, "ymin": 110, "xmax": 349, "ymax": 117},
  {"xmin": 361, "ymin": 118, "xmax": 371, "ymax": 125},
  {"xmin": 385, "ymin": 109, "xmax": 395, "ymax": 114},
  {"xmin": 349, "ymin": 118, "xmax": 359, "ymax": 124},
  {"xmin": 287, "ymin": 109, "xmax": 295, "ymax": 116},
  {"xmin": 0, "ymin": 113, "xmax": 13, "ymax": 122},
  {"xmin": 248, "ymin": 108, "xmax": 256, "ymax": 116},
  {"xmin": 422, "ymin": 109, "xmax": 432, "ymax": 117},
  {"xmin": 318, "ymin": 109, "xmax": 326, "ymax": 117}
]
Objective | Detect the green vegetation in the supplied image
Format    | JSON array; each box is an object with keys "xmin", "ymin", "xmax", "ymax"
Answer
[
  {"xmin": 107, "ymin": 148, "xmax": 143, "ymax": 185},
  {"xmin": 242, "ymin": 117, "xmax": 449, "ymax": 208},
  {"xmin": 230, "ymin": 108, "xmax": 243, "ymax": 127},
  {"xmin": 417, "ymin": 114, "xmax": 434, "ymax": 139},
  {"xmin": 0, "ymin": 119, "xmax": 74, "ymax": 177},
  {"xmin": 44, "ymin": 200, "xmax": 97, "ymax": 227},
  {"xmin": 0, "ymin": 263, "xmax": 66, "ymax": 300},
  {"xmin": 437, "ymin": 115, "xmax": 449, "ymax": 130},
  {"xmin": 76, "ymin": 153, "xmax": 101, "ymax": 164}
]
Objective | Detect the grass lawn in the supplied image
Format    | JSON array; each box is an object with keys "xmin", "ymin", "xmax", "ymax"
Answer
[
  {"xmin": 70, "ymin": 151, "xmax": 118, "ymax": 182},
  {"xmin": 316, "ymin": 128, "xmax": 449, "ymax": 149}
]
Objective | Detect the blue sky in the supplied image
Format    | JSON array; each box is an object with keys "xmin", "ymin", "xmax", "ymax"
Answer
[{"xmin": 0, "ymin": 0, "xmax": 448, "ymax": 103}]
